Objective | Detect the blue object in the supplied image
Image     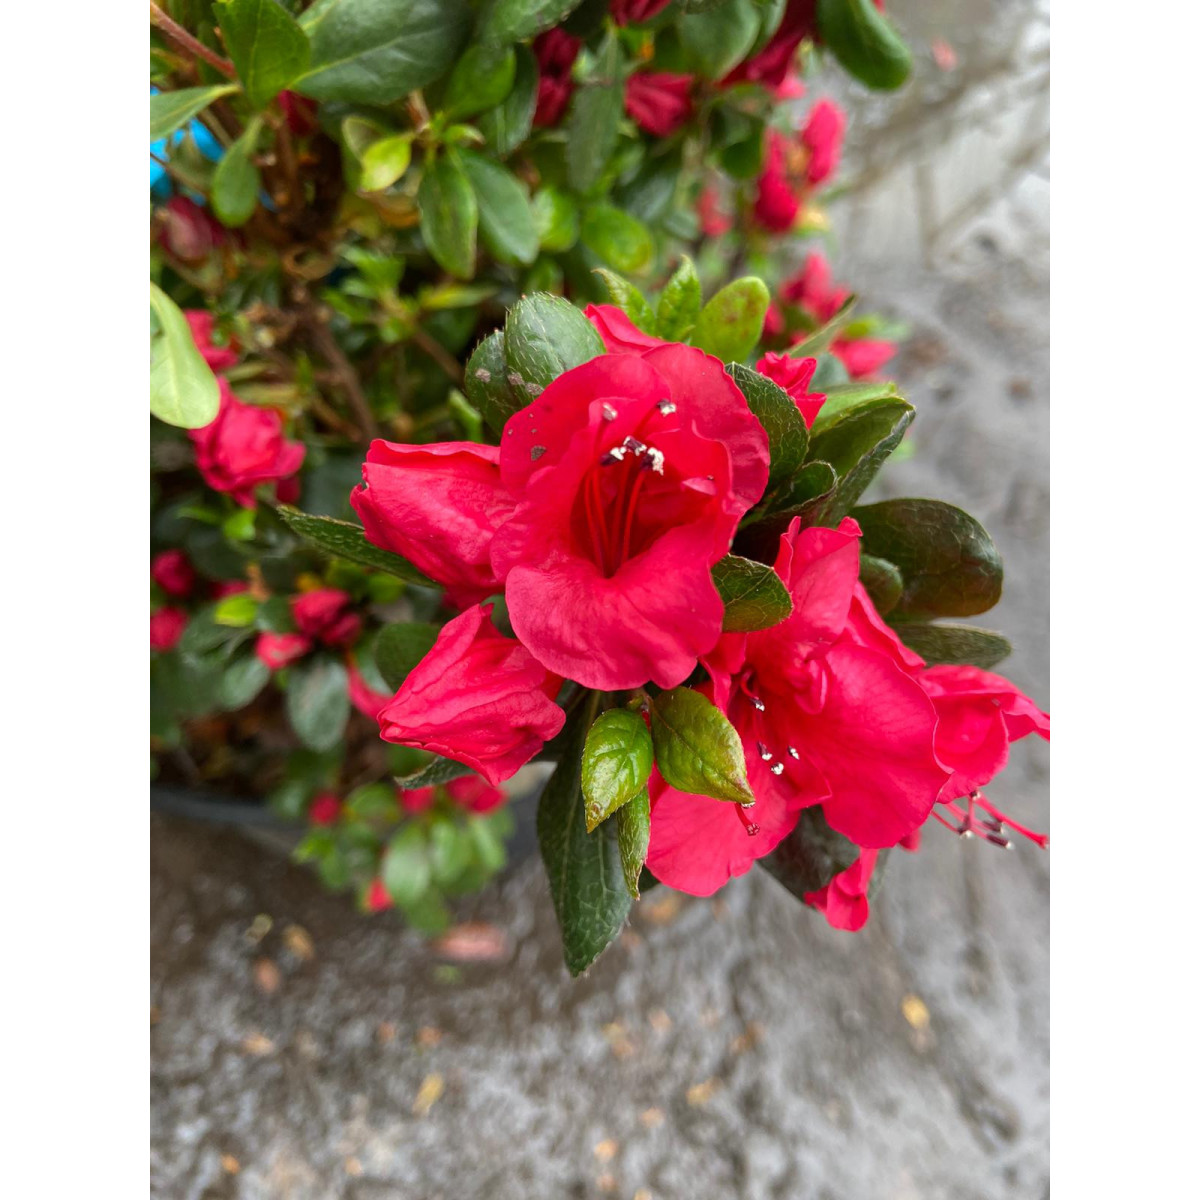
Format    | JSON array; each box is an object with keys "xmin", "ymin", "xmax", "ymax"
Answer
[{"xmin": 151, "ymin": 87, "xmax": 225, "ymax": 198}]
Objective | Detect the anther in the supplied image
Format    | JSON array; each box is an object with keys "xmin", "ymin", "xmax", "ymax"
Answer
[
  {"xmin": 622, "ymin": 436, "xmax": 648, "ymax": 456},
  {"xmin": 787, "ymin": 746, "xmax": 799, "ymax": 759},
  {"xmin": 757, "ymin": 742, "xmax": 772, "ymax": 762},
  {"xmin": 656, "ymin": 399, "xmax": 677, "ymax": 415},
  {"xmin": 750, "ymin": 696, "xmax": 765, "ymax": 712},
  {"xmin": 600, "ymin": 445, "xmax": 627, "ymax": 465},
  {"xmin": 642, "ymin": 447, "xmax": 665, "ymax": 474},
  {"xmin": 769, "ymin": 762, "xmax": 784, "ymax": 776},
  {"xmin": 601, "ymin": 403, "xmax": 617, "ymax": 421}
]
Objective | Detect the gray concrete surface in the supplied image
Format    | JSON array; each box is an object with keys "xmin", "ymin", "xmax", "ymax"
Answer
[{"xmin": 151, "ymin": 4, "xmax": 1050, "ymax": 1195}]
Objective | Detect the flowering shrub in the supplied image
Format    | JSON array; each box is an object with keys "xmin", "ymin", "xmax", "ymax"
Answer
[{"xmin": 150, "ymin": 0, "xmax": 1048, "ymax": 966}]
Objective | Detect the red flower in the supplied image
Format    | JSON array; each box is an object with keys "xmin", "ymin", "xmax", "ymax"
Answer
[
  {"xmin": 184, "ymin": 310, "xmax": 239, "ymax": 371},
  {"xmin": 753, "ymin": 130, "xmax": 800, "ymax": 233},
  {"xmin": 150, "ymin": 607, "xmax": 188, "ymax": 652},
  {"xmin": 151, "ymin": 549, "xmax": 195, "ymax": 598},
  {"xmin": 781, "ymin": 252, "xmax": 846, "ymax": 322},
  {"xmin": 156, "ymin": 196, "xmax": 225, "ymax": 263},
  {"xmin": 533, "ymin": 29, "xmax": 581, "ymax": 127},
  {"xmin": 190, "ymin": 380, "xmax": 305, "ymax": 507},
  {"xmin": 445, "ymin": 775, "xmax": 506, "ymax": 814},
  {"xmin": 584, "ymin": 305, "xmax": 666, "ymax": 354},
  {"xmin": 398, "ymin": 785, "xmax": 437, "ymax": 814},
  {"xmin": 210, "ymin": 579, "xmax": 249, "ymax": 600},
  {"xmin": 376, "ymin": 604, "xmax": 566, "ymax": 786},
  {"xmin": 278, "ymin": 90, "xmax": 317, "ymax": 135},
  {"xmin": 611, "ymin": 0, "xmax": 672, "ymax": 23},
  {"xmin": 255, "ymin": 631, "xmax": 312, "ymax": 670},
  {"xmin": 763, "ymin": 302, "xmax": 785, "ymax": 340},
  {"xmin": 491, "ymin": 343, "xmax": 769, "ymax": 689},
  {"xmin": 365, "ymin": 878, "xmax": 392, "ymax": 912},
  {"xmin": 646, "ymin": 518, "xmax": 949, "ymax": 895},
  {"xmin": 346, "ymin": 659, "xmax": 392, "ymax": 721},
  {"xmin": 800, "ymin": 99, "xmax": 845, "ymax": 186},
  {"xmin": 625, "ymin": 73, "xmax": 694, "ymax": 138},
  {"xmin": 804, "ymin": 848, "xmax": 879, "ymax": 932},
  {"xmin": 351, "ymin": 441, "xmax": 515, "ymax": 607},
  {"xmin": 833, "ymin": 337, "xmax": 896, "ymax": 380},
  {"xmin": 308, "ymin": 792, "xmax": 341, "ymax": 826},
  {"xmin": 755, "ymin": 351, "xmax": 826, "ymax": 427},
  {"xmin": 291, "ymin": 589, "xmax": 361, "ymax": 648},
  {"xmin": 721, "ymin": 0, "xmax": 815, "ymax": 94},
  {"xmin": 697, "ymin": 186, "xmax": 733, "ymax": 237}
]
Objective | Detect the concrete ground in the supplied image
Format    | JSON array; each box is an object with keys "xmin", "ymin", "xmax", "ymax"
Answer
[{"xmin": 151, "ymin": 4, "xmax": 1050, "ymax": 1196}]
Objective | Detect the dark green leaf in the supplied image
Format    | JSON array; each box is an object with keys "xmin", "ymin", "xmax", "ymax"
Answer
[
  {"xmin": 297, "ymin": 0, "xmax": 471, "ymax": 104},
  {"xmin": 727, "ymin": 362, "xmax": 809, "ymax": 498},
  {"xmin": 580, "ymin": 205, "xmax": 654, "ymax": 275},
  {"xmin": 374, "ymin": 622, "xmax": 439, "ymax": 692},
  {"xmin": 582, "ymin": 708, "xmax": 654, "ymax": 832},
  {"xmin": 538, "ymin": 697, "xmax": 633, "ymax": 976},
  {"xmin": 216, "ymin": 0, "xmax": 310, "ymax": 110},
  {"xmin": 656, "ymin": 256, "xmax": 701, "ymax": 342},
  {"xmin": 650, "ymin": 687, "xmax": 754, "ymax": 805},
  {"xmin": 616, "ymin": 789, "xmax": 650, "ymax": 899},
  {"xmin": 217, "ymin": 652, "xmax": 270, "ymax": 710},
  {"xmin": 481, "ymin": 0, "xmax": 586, "ymax": 43},
  {"xmin": 211, "ymin": 120, "xmax": 262, "ymax": 227},
  {"xmin": 565, "ymin": 34, "xmax": 623, "ymax": 193},
  {"xmin": 734, "ymin": 461, "xmax": 837, "ymax": 557},
  {"xmin": 678, "ymin": 0, "xmax": 762, "ymax": 79},
  {"xmin": 806, "ymin": 398, "xmax": 914, "ymax": 524},
  {"xmin": 442, "ymin": 42, "xmax": 516, "ymax": 120},
  {"xmin": 418, "ymin": 152, "xmax": 478, "ymax": 279},
  {"xmin": 692, "ymin": 277, "xmax": 770, "ymax": 364},
  {"xmin": 859, "ymin": 553, "xmax": 903, "ymax": 616},
  {"xmin": 477, "ymin": 44, "xmax": 538, "ymax": 156},
  {"xmin": 286, "ymin": 657, "xmax": 350, "ymax": 752},
  {"xmin": 594, "ymin": 269, "xmax": 656, "ymax": 334},
  {"xmin": 712, "ymin": 553, "xmax": 793, "ymax": 633},
  {"xmin": 464, "ymin": 331, "xmax": 522, "ymax": 435},
  {"xmin": 852, "ymin": 498, "xmax": 1004, "ymax": 619},
  {"xmin": 817, "ymin": 0, "xmax": 913, "ymax": 91},
  {"xmin": 396, "ymin": 755, "xmax": 475, "ymax": 789},
  {"xmin": 502, "ymin": 292, "xmax": 605, "ymax": 405},
  {"xmin": 892, "ymin": 622, "xmax": 1012, "ymax": 670},
  {"xmin": 532, "ymin": 185, "xmax": 580, "ymax": 252},
  {"xmin": 459, "ymin": 151, "xmax": 538, "ymax": 266},
  {"xmin": 149, "ymin": 85, "xmax": 238, "ymax": 141},
  {"xmin": 149, "ymin": 283, "xmax": 220, "ymax": 429},
  {"xmin": 789, "ymin": 295, "xmax": 856, "ymax": 358},
  {"xmin": 277, "ymin": 506, "xmax": 434, "ymax": 583},
  {"xmin": 759, "ymin": 805, "xmax": 859, "ymax": 899},
  {"xmin": 381, "ymin": 824, "xmax": 430, "ymax": 907}
]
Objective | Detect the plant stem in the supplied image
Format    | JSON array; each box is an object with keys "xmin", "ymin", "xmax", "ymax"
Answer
[
  {"xmin": 149, "ymin": 3, "xmax": 237, "ymax": 80},
  {"xmin": 411, "ymin": 328, "xmax": 465, "ymax": 384},
  {"xmin": 303, "ymin": 306, "xmax": 380, "ymax": 441}
]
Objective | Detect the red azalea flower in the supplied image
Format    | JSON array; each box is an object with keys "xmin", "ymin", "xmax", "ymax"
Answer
[
  {"xmin": 190, "ymin": 380, "xmax": 306, "ymax": 507},
  {"xmin": 308, "ymin": 792, "xmax": 342, "ymax": 826},
  {"xmin": 397, "ymin": 785, "xmax": 437, "ymax": 814},
  {"xmin": 763, "ymin": 302, "xmax": 785, "ymax": 340},
  {"xmin": 365, "ymin": 878, "xmax": 392, "ymax": 912},
  {"xmin": 184, "ymin": 310, "xmax": 239, "ymax": 371},
  {"xmin": 610, "ymin": 0, "xmax": 672, "ymax": 23},
  {"xmin": 351, "ymin": 441, "xmax": 517, "ymax": 607},
  {"xmin": 584, "ymin": 305, "xmax": 667, "ymax": 354},
  {"xmin": 832, "ymin": 336, "xmax": 897, "ymax": 380},
  {"xmin": 753, "ymin": 130, "xmax": 801, "ymax": 233},
  {"xmin": 210, "ymin": 579, "xmax": 249, "ymax": 600},
  {"xmin": 346, "ymin": 659, "xmax": 392, "ymax": 721},
  {"xmin": 721, "ymin": 0, "xmax": 815, "ymax": 94},
  {"xmin": 625, "ymin": 72, "xmax": 694, "ymax": 138},
  {"xmin": 376, "ymin": 604, "xmax": 566, "ymax": 786},
  {"xmin": 156, "ymin": 196, "xmax": 225, "ymax": 263},
  {"xmin": 755, "ymin": 351, "xmax": 826, "ymax": 427},
  {"xmin": 277, "ymin": 90, "xmax": 317, "ymax": 135},
  {"xmin": 151, "ymin": 549, "xmax": 195, "ymax": 598},
  {"xmin": 533, "ymin": 29, "xmax": 581, "ymax": 127},
  {"xmin": 291, "ymin": 589, "xmax": 361, "ymax": 648},
  {"xmin": 646, "ymin": 518, "xmax": 949, "ymax": 895},
  {"xmin": 255, "ymin": 631, "xmax": 312, "ymax": 670},
  {"xmin": 781, "ymin": 251, "xmax": 847, "ymax": 322},
  {"xmin": 150, "ymin": 607, "xmax": 188, "ymax": 652},
  {"xmin": 800, "ymin": 98, "xmax": 845, "ymax": 186},
  {"xmin": 697, "ymin": 186, "xmax": 733, "ymax": 237},
  {"xmin": 491, "ymin": 342, "xmax": 769, "ymax": 689},
  {"xmin": 445, "ymin": 774, "xmax": 506, "ymax": 814},
  {"xmin": 804, "ymin": 848, "xmax": 879, "ymax": 931}
]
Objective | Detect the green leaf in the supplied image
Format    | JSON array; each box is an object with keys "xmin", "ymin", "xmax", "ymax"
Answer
[
  {"xmin": 594, "ymin": 269, "xmax": 656, "ymax": 334},
  {"xmin": 712, "ymin": 554, "xmax": 793, "ymax": 633},
  {"xmin": 859, "ymin": 553, "xmax": 903, "ymax": 616},
  {"xmin": 655, "ymin": 256, "xmax": 701, "ymax": 342},
  {"xmin": 211, "ymin": 119, "xmax": 262, "ymax": 227},
  {"xmin": 892, "ymin": 622, "xmax": 1012, "ymax": 670},
  {"xmin": 481, "ymin": 0, "xmax": 586, "ymax": 43},
  {"xmin": 851, "ymin": 498, "xmax": 1004, "ymax": 619},
  {"xmin": 817, "ymin": 0, "xmax": 913, "ymax": 91},
  {"xmin": 442, "ymin": 42, "xmax": 516, "ymax": 120},
  {"xmin": 396, "ymin": 755, "xmax": 476, "ymax": 789},
  {"xmin": 459, "ymin": 151, "xmax": 538, "ymax": 266},
  {"xmin": 430, "ymin": 819, "xmax": 473, "ymax": 885},
  {"xmin": 580, "ymin": 205, "xmax": 654, "ymax": 276},
  {"xmin": 789, "ymin": 295, "xmax": 857, "ymax": 358},
  {"xmin": 464, "ymin": 331, "xmax": 522, "ymax": 435},
  {"xmin": 678, "ymin": 0, "xmax": 762, "ymax": 79},
  {"xmin": 374, "ymin": 622, "xmax": 439, "ymax": 692},
  {"xmin": 565, "ymin": 34, "xmax": 623, "ymax": 193},
  {"xmin": 381, "ymin": 824, "xmax": 431, "ymax": 907},
  {"xmin": 581, "ymin": 708, "xmax": 654, "ymax": 832},
  {"xmin": 150, "ymin": 85, "xmax": 238, "ymax": 141},
  {"xmin": 759, "ymin": 805, "xmax": 859, "ymax": 900},
  {"xmin": 477, "ymin": 44, "xmax": 537, "ymax": 157},
  {"xmin": 418, "ymin": 152, "xmax": 478, "ymax": 279},
  {"xmin": 616, "ymin": 789, "xmax": 650, "ymax": 899},
  {"xmin": 215, "ymin": 0, "xmax": 310, "ymax": 110},
  {"xmin": 692, "ymin": 277, "xmax": 770, "ymax": 364},
  {"xmin": 734, "ymin": 461, "xmax": 837, "ymax": 557},
  {"xmin": 538, "ymin": 697, "xmax": 633, "ymax": 976},
  {"xmin": 217, "ymin": 652, "xmax": 270, "ymax": 710},
  {"xmin": 358, "ymin": 133, "xmax": 413, "ymax": 191},
  {"xmin": 502, "ymin": 292, "xmax": 605, "ymax": 406},
  {"xmin": 286, "ymin": 657, "xmax": 350, "ymax": 752},
  {"xmin": 726, "ymin": 362, "xmax": 809, "ymax": 499},
  {"xmin": 277, "ymin": 505, "xmax": 434, "ymax": 585},
  {"xmin": 650, "ymin": 687, "xmax": 754, "ymax": 805},
  {"xmin": 532, "ymin": 186, "xmax": 580, "ymax": 253},
  {"xmin": 214, "ymin": 592, "xmax": 258, "ymax": 627},
  {"xmin": 806, "ymin": 397, "xmax": 915, "ymax": 525},
  {"xmin": 345, "ymin": 782, "xmax": 399, "ymax": 822},
  {"xmin": 297, "ymin": 0, "xmax": 471, "ymax": 105},
  {"xmin": 149, "ymin": 284, "xmax": 221, "ymax": 429}
]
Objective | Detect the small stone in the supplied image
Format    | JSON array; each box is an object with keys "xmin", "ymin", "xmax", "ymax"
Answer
[
  {"xmin": 220, "ymin": 1154, "xmax": 240, "ymax": 1175},
  {"xmin": 282, "ymin": 924, "xmax": 315, "ymax": 961},
  {"xmin": 639, "ymin": 1108, "xmax": 665, "ymax": 1129},
  {"xmin": 240, "ymin": 1032, "xmax": 275, "ymax": 1056},
  {"xmin": 686, "ymin": 1079, "xmax": 720, "ymax": 1107},
  {"xmin": 253, "ymin": 958, "xmax": 281, "ymax": 995},
  {"xmin": 244, "ymin": 914, "xmax": 272, "ymax": 945},
  {"xmin": 901, "ymin": 993, "xmax": 930, "ymax": 1031},
  {"xmin": 416, "ymin": 1026, "xmax": 443, "ymax": 1048},
  {"xmin": 344, "ymin": 1157, "xmax": 363, "ymax": 1177},
  {"xmin": 593, "ymin": 1138, "xmax": 618, "ymax": 1163},
  {"xmin": 412, "ymin": 1072, "xmax": 445, "ymax": 1117},
  {"xmin": 648, "ymin": 1009, "xmax": 672, "ymax": 1034}
]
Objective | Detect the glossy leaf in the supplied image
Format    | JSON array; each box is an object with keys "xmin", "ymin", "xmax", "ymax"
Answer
[
  {"xmin": 726, "ymin": 362, "xmax": 809, "ymax": 497},
  {"xmin": 594, "ymin": 269, "xmax": 656, "ymax": 335},
  {"xmin": 692, "ymin": 277, "xmax": 770, "ymax": 364},
  {"xmin": 481, "ymin": 0, "xmax": 586, "ymax": 42},
  {"xmin": 396, "ymin": 755, "xmax": 475, "ymax": 789},
  {"xmin": 277, "ymin": 505, "xmax": 434, "ymax": 584},
  {"xmin": 650, "ymin": 687, "xmax": 754, "ymax": 805},
  {"xmin": 358, "ymin": 134, "xmax": 413, "ymax": 192},
  {"xmin": 382, "ymin": 824, "xmax": 431, "ymax": 907},
  {"xmin": 211, "ymin": 120, "xmax": 262, "ymax": 227},
  {"xmin": 677, "ymin": 0, "xmax": 762, "ymax": 79},
  {"xmin": 582, "ymin": 708, "xmax": 654, "ymax": 832},
  {"xmin": 216, "ymin": 0, "xmax": 310, "ymax": 110},
  {"xmin": 759, "ymin": 805, "xmax": 858, "ymax": 900},
  {"xmin": 477, "ymin": 44, "xmax": 537, "ymax": 157},
  {"xmin": 418, "ymin": 152, "xmax": 478, "ymax": 279},
  {"xmin": 442, "ymin": 42, "xmax": 516, "ymax": 120},
  {"xmin": 286, "ymin": 656, "xmax": 350, "ymax": 752},
  {"xmin": 217, "ymin": 652, "xmax": 270, "ymax": 710},
  {"xmin": 892, "ymin": 622, "xmax": 1012, "ymax": 670},
  {"xmin": 565, "ymin": 34, "xmax": 623, "ymax": 193},
  {"xmin": 616, "ymin": 790, "xmax": 650, "ymax": 900},
  {"xmin": 817, "ymin": 0, "xmax": 913, "ymax": 91},
  {"xmin": 374, "ymin": 622, "xmax": 439, "ymax": 692},
  {"xmin": 464, "ymin": 330, "xmax": 522, "ymax": 435},
  {"xmin": 580, "ymin": 204, "xmax": 655, "ymax": 275},
  {"xmin": 656, "ymin": 256, "xmax": 701, "ymax": 342},
  {"xmin": 852, "ymin": 498, "xmax": 1004, "ymax": 619},
  {"xmin": 532, "ymin": 186, "xmax": 580, "ymax": 253},
  {"xmin": 459, "ymin": 151, "xmax": 538, "ymax": 266},
  {"xmin": 150, "ymin": 284, "xmax": 221, "ymax": 429},
  {"xmin": 712, "ymin": 554, "xmax": 793, "ymax": 633},
  {"xmin": 150, "ymin": 85, "xmax": 238, "ymax": 141},
  {"xmin": 503, "ymin": 292, "xmax": 605, "ymax": 406},
  {"xmin": 859, "ymin": 553, "xmax": 903, "ymax": 616}
]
